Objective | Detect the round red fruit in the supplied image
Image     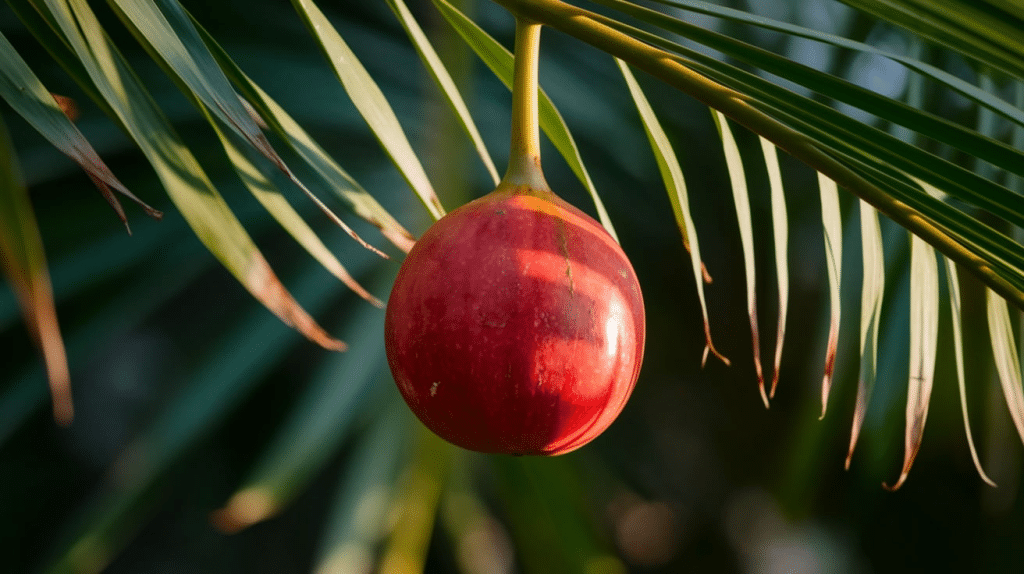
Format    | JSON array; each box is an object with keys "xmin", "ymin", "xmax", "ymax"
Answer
[{"xmin": 385, "ymin": 187, "xmax": 645, "ymax": 455}]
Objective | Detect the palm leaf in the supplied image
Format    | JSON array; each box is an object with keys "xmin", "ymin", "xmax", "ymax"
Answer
[
  {"xmin": 944, "ymin": 259, "xmax": 997, "ymax": 486},
  {"xmin": 0, "ymin": 29, "xmax": 160, "ymax": 227},
  {"xmin": 617, "ymin": 58, "xmax": 727, "ymax": 367},
  {"xmin": 884, "ymin": 235, "xmax": 939, "ymax": 491},
  {"xmin": 385, "ymin": 0, "xmax": 501, "ymax": 186},
  {"xmin": 760, "ymin": 138, "xmax": 789, "ymax": 399},
  {"xmin": 847, "ymin": 200, "xmax": 885, "ymax": 468},
  {"xmin": 109, "ymin": 0, "xmax": 386, "ymax": 257},
  {"xmin": 292, "ymin": 0, "xmax": 446, "ymax": 221},
  {"xmin": 711, "ymin": 110, "xmax": 763, "ymax": 402},
  {"xmin": 36, "ymin": 0, "xmax": 343, "ymax": 350},
  {"xmin": 817, "ymin": 172, "xmax": 843, "ymax": 419},
  {"xmin": 191, "ymin": 19, "xmax": 417, "ymax": 253},
  {"xmin": 641, "ymin": 0, "xmax": 1024, "ymax": 126}
]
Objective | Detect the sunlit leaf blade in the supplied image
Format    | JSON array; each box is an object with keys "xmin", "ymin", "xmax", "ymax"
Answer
[
  {"xmin": 191, "ymin": 20, "xmax": 416, "ymax": 254},
  {"xmin": 42, "ymin": 0, "xmax": 343, "ymax": 350},
  {"xmin": 432, "ymin": 0, "xmax": 619, "ymax": 242},
  {"xmin": 847, "ymin": 201, "xmax": 884, "ymax": 469},
  {"xmin": 637, "ymin": 0, "xmax": 1024, "ymax": 129},
  {"xmin": 759, "ymin": 137, "xmax": 788, "ymax": 399},
  {"xmin": 379, "ymin": 428, "xmax": 452, "ymax": 574},
  {"xmin": 313, "ymin": 407, "xmax": 409, "ymax": 574},
  {"xmin": 385, "ymin": 0, "xmax": 500, "ymax": 186},
  {"xmin": 107, "ymin": 0, "xmax": 272, "ymax": 156},
  {"xmin": 712, "ymin": 110, "xmax": 762, "ymax": 402},
  {"xmin": 0, "ymin": 30, "xmax": 160, "ymax": 227},
  {"xmin": 884, "ymin": 236, "xmax": 939, "ymax": 491},
  {"xmin": 0, "ymin": 113, "xmax": 72, "ymax": 425},
  {"xmin": 106, "ymin": 0, "xmax": 384, "ymax": 257},
  {"xmin": 39, "ymin": 243, "xmax": 369, "ymax": 574},
  {"xmin": 210, "ymin": 116, "xmax": 383, "ymax": 307},
  {"xmin": 987, "ymin": 289, "xmax": 1024, "ymax": 447},
  {"xmin": 292, "ymin": 0, "xmax": 445, "ymax": 221},
  {"xmin": 945, "ymin": 260, "xmax": 997, "ymax": 486},
  {"xmin": 616, "ymin": 59, "xmax": 728, "ymax": 367},
  {"xmin": 212, "ymin": 297, "xmax": 387, "ymax": 531},
  {"xmin": 818, "ymin": 173, "xmax": 842, "ymax": 419}
]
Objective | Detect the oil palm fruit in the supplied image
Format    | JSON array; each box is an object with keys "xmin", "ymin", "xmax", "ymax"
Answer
[{"xmin": 384, "ymin": 17, "xmax": 644, "ymax": 455}]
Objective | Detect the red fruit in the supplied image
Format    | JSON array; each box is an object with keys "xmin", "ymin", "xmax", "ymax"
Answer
[{"xmin": 385, "ymin": 186, "xmax": 645, "ymax": 455}]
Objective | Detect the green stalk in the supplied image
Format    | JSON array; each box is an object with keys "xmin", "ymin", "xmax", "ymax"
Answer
[
  {"xmin": 500, "ymin": 16, "xmax": 551, "ymax": 191},
  {"xmin": 490, "ymin": 0, "xmax": 1024, "ymax": 311}
]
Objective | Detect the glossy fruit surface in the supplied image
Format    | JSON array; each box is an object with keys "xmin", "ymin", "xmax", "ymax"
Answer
[{"xmin": 385, "ymin": 186, "xmax": 645, "ymax": 455}]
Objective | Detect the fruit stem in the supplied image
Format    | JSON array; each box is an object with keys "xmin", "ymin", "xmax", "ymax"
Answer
[{"xmin": 501, "ymin": 16, "xmax": 550, "ymax": 191}]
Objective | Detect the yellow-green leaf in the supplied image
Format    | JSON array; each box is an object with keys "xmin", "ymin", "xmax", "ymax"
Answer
[
  {"xmin": 818, "ymin": 172, "xmax": 842, "ymax": 418},
  {"xmin": 292, "ymin": 0, "xmax": 446, "ymax": 221},
  {"xmin": 191, "ymin": 19, "xmax": 416, "ymax": 254},
  {"xmin": 945, "ymin": 260, "xmax": 996, "ymax": 486},
  {"xmin": 846, "ymin": 201, "xmax": 884, "ymax": 469},
  {"xmin": 712, "ymin": 110, "xmax": 763, "ymax": 404},
  {"xmin": 759, "ymin": 137, "xmax": 788, "ymax": 399},
  {"xmin": 0, "ymin": 29, "xmax": 160, "ymax": 228},
  {"xmin": 884, "ymin": 235, "xmax": 939, "ymax": 491},
  {"xmin": 209, "ymin": 114, "xmax": 382, "ymax": 307},
  {"xmin": 43, "ymin": 0, "xmax": 342, "ymax": 350},
  {"xmin": 108, "ymin": 0, "xmax": 384, "ymax": 256},
  {"xmin": 987, "ymin": 289, "xmax": 1024, "ymax": 448},
  {"xmin": 617, "ymin": 59, "xmax": 727, "ymax": 367},
  {"xmin": 385, "ymin": 0, "xmax": 500, "ymax": 186}
]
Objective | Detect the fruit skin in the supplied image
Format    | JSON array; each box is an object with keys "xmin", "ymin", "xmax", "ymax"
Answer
[{"xmin": 385, "ymin": 186, "xmax": 645, "ymax": 456}]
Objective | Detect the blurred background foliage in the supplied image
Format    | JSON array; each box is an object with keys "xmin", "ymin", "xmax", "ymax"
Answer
[{"xmin": 2, "ymin": 0, "xmax": 1024, "ymax": 572}]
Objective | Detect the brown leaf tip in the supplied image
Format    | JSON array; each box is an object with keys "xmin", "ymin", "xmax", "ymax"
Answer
[
  {"xmin": 51, "ymin": 94, "xmax": 79, "ymax": 122},
  {"xmin": 881, "ymin": 475, "xmax": 908, "ymax": 492}
]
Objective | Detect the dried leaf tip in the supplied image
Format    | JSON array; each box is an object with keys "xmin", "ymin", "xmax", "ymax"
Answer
[
  {"xmin": 51, "ymin": 93, "xmax": 79, "ymax": 122},
  {"xmin": 882, "ymin": 475, "xmax": 908, "ymax": 492},
  {"xmin": 819, "ymin": 328, "xmax": 838, "ymax": 420},
  {"xmin": 758, "ymin": 375, "xmax": 769, "ymax": 409},
  {"xmin": 819, "ymin": 373, "xmax": 832, "ymax": 421},
  {"xmin": 702, "ymin": 340, "xmax": 730, "ymax": 368}
]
